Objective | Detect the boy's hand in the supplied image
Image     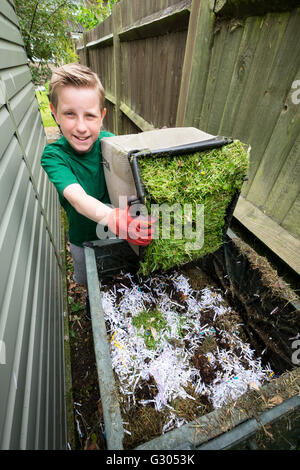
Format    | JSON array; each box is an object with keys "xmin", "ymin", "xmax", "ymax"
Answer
[{"xmin": 107, "ymin": 206, "xmax": 156, "ymax": 246}]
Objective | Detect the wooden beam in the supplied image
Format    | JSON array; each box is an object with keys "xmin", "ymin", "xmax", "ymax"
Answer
[
  {"xmin": 119, "ymin": 0, "xmax": 191, "ymax": 41},
  {"xmin": 105, "ymin": 91, "xmax": 116, "ymax": 106},
  {"xmin": 234, "ymin": 196, "xmax": 300, "ymax": 275},
  {"xmin": 86, "ymin": 33, "xmax": 113, "ymax": 49},
  {"xmin": 120, "ymin": 101, "xmax": 154, "ymax": 132},
  {"xmin": 83, "ymin": 32, "xmax": 90, "ymax": 67},
  {"xmin": 214, "ymin": 0, "xmax": 300, "ymax": 18}
]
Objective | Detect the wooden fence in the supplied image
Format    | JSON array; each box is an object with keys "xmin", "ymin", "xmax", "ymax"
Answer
[
  {"xmin": 77, "ymin": 0, "xmax": 191, "ymax": 133},
  {"xmin": 76, "ymin": 0, "xmax": 300, "ymax": 274}
]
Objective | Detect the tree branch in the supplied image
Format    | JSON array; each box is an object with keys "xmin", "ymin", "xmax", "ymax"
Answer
[
  {"xmin": 29, "ymin": 0, "xmax": 39, "ymax": 33},
  {"xmin": 32, "ymin": 1, "xmax": 70, "ymax": 32}
]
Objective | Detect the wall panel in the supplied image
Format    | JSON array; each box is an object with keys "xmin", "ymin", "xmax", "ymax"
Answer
[{"xmin": 0, "ymin": 0, "xmax": 66, "ymax": 450}]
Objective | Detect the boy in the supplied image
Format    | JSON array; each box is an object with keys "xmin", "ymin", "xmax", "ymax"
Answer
[{"xmin": 41, "ymin": 63, "xmax": 154, "ymax": 291}]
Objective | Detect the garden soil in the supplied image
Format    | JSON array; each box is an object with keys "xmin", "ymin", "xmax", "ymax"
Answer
[{"xmin": 65, "ymin": 241, "xmax": 106, "ymax": 450}]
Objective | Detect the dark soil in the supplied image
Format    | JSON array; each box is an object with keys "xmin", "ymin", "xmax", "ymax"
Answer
[
  {"xmin": 191, "ymin": 350, "xmax": 216, "ymax": 384},
  {"xmin": 65, "ymin": 241, "xmax": 106, "ymax": 450}
]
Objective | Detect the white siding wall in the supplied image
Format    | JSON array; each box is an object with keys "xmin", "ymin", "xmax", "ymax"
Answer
[{"xmin": 0, "ymin": 0, "xmax": 66, "ymax": 449}]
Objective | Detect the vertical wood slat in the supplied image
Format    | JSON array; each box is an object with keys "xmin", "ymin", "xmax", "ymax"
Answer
[
  {"xmin": 198, "ymin": 24, "xmax": 229, "ymax": 132},
  {"xmin": 247, "ymin": 61, "xmax": 300, "ymax": 213},
  {"xmin": 112, "ymin": 3, "xmax": 122, "ymax": 134},
  {"xmin": 217, "ymin": 15, "xmax": 262, "ymax": 136},
  {"xmin": 238, "ymin": 11, "xmax": 297, "ymax": 195},
  {"xmin": 176, "ymin": 0, "xmax": 212, "ymax": 126},
  {"xmin": 83, "ymin": 33, "xmax": 90, "ymax": 67},
  {"xmin": 264, "ymin": 137, "xmax": 300, "ymax": 221},
  {"xmin": 206, "ymin": 22, "xmax": 244, "ymax": 135}
]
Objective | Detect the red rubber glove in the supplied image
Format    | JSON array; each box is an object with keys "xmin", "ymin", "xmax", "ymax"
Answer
[{"xmin": 107, "ymin": 206, "xmax": 156, "ymax": 246}]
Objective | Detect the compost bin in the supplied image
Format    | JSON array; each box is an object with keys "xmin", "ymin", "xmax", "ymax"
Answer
[
  {"xmin": 84, "ymin": 232, "xmax": 300, "ymax": 450},
  {"xmin": 82, "ymin": 129, "xmax": 300, "ymax": 450}
]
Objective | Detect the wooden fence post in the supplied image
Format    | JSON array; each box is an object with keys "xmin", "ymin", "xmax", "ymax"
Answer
[
  {"xmin": 112, "ymin": 2, "xmax": 122, "ymax": 135},
  {"xmin": 83, "ymin": 32, "xmax": 90, "ymax": 68},
  {"xmin": 176, "ymin": 0, "xmax": 215, "ymax": 127}
]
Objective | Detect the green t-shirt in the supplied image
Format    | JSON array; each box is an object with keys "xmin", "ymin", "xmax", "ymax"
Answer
[{"xmin": 41, "ymin": 130, "xmax": 114, "ymax": 247}]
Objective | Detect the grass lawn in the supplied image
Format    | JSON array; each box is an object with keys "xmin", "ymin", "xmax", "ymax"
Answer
[
  {"xmin": 35, "ymin": 89, "xmax": 57, "ymax": 128},
  {"xmin": 138, "ymin": 140, "xmax": 249, "ymax": 275}
]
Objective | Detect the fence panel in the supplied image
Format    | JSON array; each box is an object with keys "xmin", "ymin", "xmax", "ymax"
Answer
[
  {"xmin": 178, "ymin": 1, "xmax": 300, "ymax": 273},
  {"xmin": 78, "ymin": 0, "xmax": 192, "ymax": 133},
  {"xmin": 77, "ymin": 0, "xmax": 300, "ymax": 274}
]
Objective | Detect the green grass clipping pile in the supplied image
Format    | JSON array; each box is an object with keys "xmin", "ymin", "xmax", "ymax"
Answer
[{"xmin": 138, "ymin": 140, "xmax": 249, "ymax": 275}]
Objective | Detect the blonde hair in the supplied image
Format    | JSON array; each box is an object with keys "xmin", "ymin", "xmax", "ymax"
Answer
[{"xmin": 49, "ymin": 63, "xmax": 105, "ymax": 111}]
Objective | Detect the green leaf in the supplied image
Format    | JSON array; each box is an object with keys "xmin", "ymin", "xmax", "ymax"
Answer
[{"xmin": 71, "ymin": 301, "xmax": 84, "ymax": 313}]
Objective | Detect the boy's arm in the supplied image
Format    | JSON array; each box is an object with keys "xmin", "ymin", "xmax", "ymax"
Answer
[
  {"xmin": 63, "ymin": 183, "xmax": 156, "ymax": 246},
  {"xmin": 63, "ymin": 183, "xmax": 111, "ymax": 224}
]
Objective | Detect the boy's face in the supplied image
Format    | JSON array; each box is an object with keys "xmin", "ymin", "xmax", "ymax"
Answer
[{"xmin": 50, "ymin": 85, "xmax": 106, "ymax": 154}]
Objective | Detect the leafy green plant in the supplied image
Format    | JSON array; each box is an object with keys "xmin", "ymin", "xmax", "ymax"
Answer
[
  {"xmin": 14, "ymin": 0, "xmax": 120, "ymax": 85},
  {"xmin": 70, "ymin": 301, "xmax": 84, "ymax": 313},
  {"xmin": 15, "ymin": 0, "xmax": 79, "ymax": 84},
  {"xmin": 69, "ymin": 327, "xmax": 76, "ymax": 339},
  {"xmin": 73, "ymin": 0, "xmax": 120, "ymax": 30},
  {"xmin": 132, "ymin": 308, "xmax": 167, "ymax": 350},
  {"xmin": 68, "ymin": 295, "xmax": 84, "ymax": 314},
  {"xmin": 35, "ymin": 89, "xmax": 57, "ymax": 127}
]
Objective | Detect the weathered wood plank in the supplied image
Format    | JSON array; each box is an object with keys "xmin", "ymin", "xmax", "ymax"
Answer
[
  {"xmin": 232, "ymin": 12, "xmax": 291, "ymax": 192},
  {"xmin": 120, "ymin": 101, "xmax": 154, "ymax": 131},
  {"xmin": 159, "ymin": 33, "xmax": 177, "ymax": 127},
  {"xmin": 112, "ymin": 3, "xmax": 122, "ymax": 135},
  {"xmin": 83, "ymin": 33, "xmax": 90, "ymax": 67},
  {"xmin": 119, "ymin": 0, "xmax": 190, "ymax": 41},
  {"xmin": 246, "ymin": 10, "xmax": 300, "ymax": 193},
  {"xmin": 176, "ymin": 0, "xmax": 202, "ymax": 127},
  {"xmin": 105, "ymin": 91, "xmax": 116, "ymax": 105},
  {"xmin": 218, "ymin": 15, "xmax": 262, "ymax": 136},
  {"xmin": 168, "ymin": 31, "xmax": 187, "ymax": 127},
  {"xmin": 282, "ymin": 193, "xmax": 300, "ymax": 239},
  {"xmin": 143, "ymin": 37, "xmax": 153, "ymax": 125},
  {"xmin": 247, "ymin": 62, "xmax": 300, "ymax": 211},
  {"xmin": 207, "ymin": 21, "xmax": 244, "ymax": 135},
  {"xmin": 120, "ymin": 42, "xmax": 127, "ymax": 104},
  {"xmin": 178, "ymin": 0, "xmax": 215, "ymax": 128},
  {"xmin": 86, "ymin": 33, "xmax": 113, "ymax": 49},
  {"xmin": 199, "ymin": 24, "xmax": 228, "ymax": 132},
  {"xmin": 214, "ymin": 0, "xmax": 300, "ymax": 18},
  {"xmin": 264, "ymin": 137, "xmax": 300, "ymax": 225},
  {"xmin": 234, "ymin": 196, "xmax": 300, "ymax": 274}
]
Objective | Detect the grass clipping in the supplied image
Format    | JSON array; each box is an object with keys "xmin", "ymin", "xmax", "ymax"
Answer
[{"xmin": 138, "ymin": 140, "xmax": 249, "ymax": 275}]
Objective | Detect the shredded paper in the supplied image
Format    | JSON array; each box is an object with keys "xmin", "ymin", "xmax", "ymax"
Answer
[{"xmin": 100, "ymin": 271, "xmax": 273, "ymax": 433}]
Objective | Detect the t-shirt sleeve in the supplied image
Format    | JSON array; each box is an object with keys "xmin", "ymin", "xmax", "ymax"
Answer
[{"xmin": 41, "ymin": 147, "xmax": 78, "ymax": 198}]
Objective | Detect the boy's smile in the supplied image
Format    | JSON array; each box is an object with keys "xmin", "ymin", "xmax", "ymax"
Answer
[{"xmin": 50, "ymin": 86, "xmax": 106, "ymax": 154}]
